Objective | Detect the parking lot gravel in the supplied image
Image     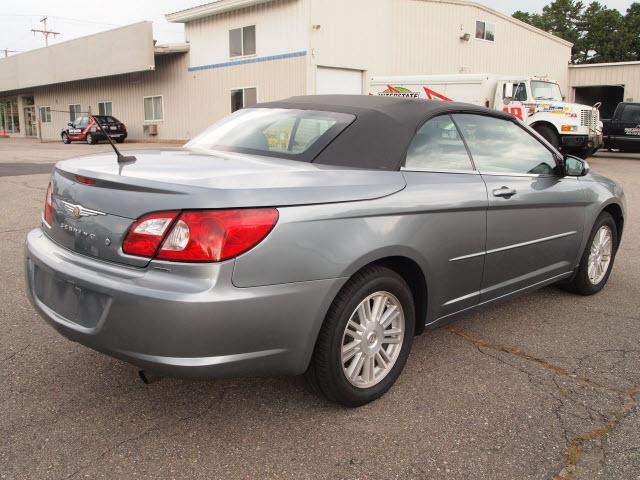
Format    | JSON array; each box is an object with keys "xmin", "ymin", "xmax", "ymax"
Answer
[{"xmin": 1, "ymin": 140, "xmax": 638, "ymax": 479}]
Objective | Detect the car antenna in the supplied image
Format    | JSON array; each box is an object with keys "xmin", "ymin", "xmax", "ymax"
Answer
[{"xmin": 91, "ymin": 115, "xmax": 136, "ymax": 163}]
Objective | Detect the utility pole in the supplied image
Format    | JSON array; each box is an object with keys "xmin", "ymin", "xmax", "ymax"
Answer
[{"xmin": 31, "ymin": 17, "xmax": 59, "ymax": 47}]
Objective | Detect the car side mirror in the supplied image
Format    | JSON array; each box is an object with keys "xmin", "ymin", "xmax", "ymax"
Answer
[
  {"xmin": 564, "ymin": 155, "xmax": 590, "ymax": 177},
  {"xmin": 67, "ymin": 122, "xmax": 73, "ymax": 127}
]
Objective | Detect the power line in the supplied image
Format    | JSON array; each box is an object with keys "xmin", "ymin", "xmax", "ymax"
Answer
[
  {"xmin": 2, "ymin": 48, "xmax": 20, "ymax": 57},
  {"xmin": 0, "ymin": 13, "xmax": 120, "ymax": 27},
  {"xmin": 31, "ymin": 16, "xmax": 60, "ymax": 47}
]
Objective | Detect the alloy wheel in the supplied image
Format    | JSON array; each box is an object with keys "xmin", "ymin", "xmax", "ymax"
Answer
[
  {"xmin": 587, "ymin": 225, "xmax": 613, "ymax": 285},
  {"xmin": 341, "ymin": 291, "xmax": 405, "ymax": 389}
]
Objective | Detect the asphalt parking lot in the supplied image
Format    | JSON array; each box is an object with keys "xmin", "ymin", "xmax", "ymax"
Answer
[{"xmin": 1, "ymin": 139, "xmax": 639, "ymax": 480}]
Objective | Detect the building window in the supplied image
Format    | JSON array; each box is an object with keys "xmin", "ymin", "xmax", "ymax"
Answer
[
  {"xmin": 0, "ymin": 98, "xmax": 19, "ymax": 133},
  {"xmin": 475, "ymin": 20, "xmax": 495, "ymax": 41},
  {"xmin": 230, "ymin": 87, "xmax": 258, "ymax": 113},
  {"xmin": 98, "ymin": 101, "xmax": 113, "ymax": 116},
  {"xmin": 38, "ymin": 106, "xmax": 51, "ymax": 123},
  {"xmin": 144, "ymin": 96, "xmax": 163, "ymax": 121},
  {"xmin": 69, "ymin": 104, "xmax": 81, "ymax": 122},
  {"xmin": 229, "ymin": 25, "xmax": 256, "ymax": 58}
]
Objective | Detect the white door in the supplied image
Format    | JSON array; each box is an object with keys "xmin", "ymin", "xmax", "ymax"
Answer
[{"xmin": 316, "ymin": 67, "xmax": 363, "ymax": 95}]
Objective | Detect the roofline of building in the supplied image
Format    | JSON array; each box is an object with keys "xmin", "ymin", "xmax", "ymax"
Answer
[
  {"xmin": 569, "ymin": 60, "xmax": 640, "ymax": 68},
  {"xmin": 431, "ymin": 0, "xmax": 573, "ymax": 48},
  {"xmin": 0, "ymin": 21, "xmax": 152, "ymax": 60},
  {"xmin": 166, "ymin": 0, "xmax": 275, "ymax": 22},
  {"xmin": 154, "ymin": 43, "xmax": 190, "ymax": 55},
  {"xmin": 165, "ymin": 0, "xmax": 573, "ymax": 49}
]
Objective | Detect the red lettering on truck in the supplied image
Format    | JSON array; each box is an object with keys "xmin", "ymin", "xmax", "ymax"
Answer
[{"xmin": 503, "ymin": 107, "xmax": 524, "ymax": 121}]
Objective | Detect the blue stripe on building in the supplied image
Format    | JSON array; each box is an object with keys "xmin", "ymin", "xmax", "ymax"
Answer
[{"xmin": 188, "ymin": 50, "xmax": 307, "ymax": 72}]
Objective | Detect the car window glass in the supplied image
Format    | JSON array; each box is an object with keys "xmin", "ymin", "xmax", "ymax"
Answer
[
  {"xmin": 404, "ymin": 115, "xmax": 473, "ymax": 171},
  {"xmin": 72, "ymin": 118, "xmax": 82, "ymax": 128},
  {"xmin": 621, "ymin": 105, "xmax": 640, "ymax": 123},
  {"xmin": 80, "ymin": 117, "xmax": 89, "ymax": 128},
  {"xmin": 292, "ymin": 118, "xmax": 337, "ymax": 153},
  {"xmin": 262, "ymin": 117, "xmax": 297, "ymax": 152},
  {"xmin": 453, "ymin": 114, "xmax": 556, "ymax": 175},
  {"xmin": 186, "ymin": 108, "xmax": 354, "ymax": 161}
]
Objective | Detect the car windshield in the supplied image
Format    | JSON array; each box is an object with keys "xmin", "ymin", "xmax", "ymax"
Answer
[
  {"xmin": 531, "ymin": 81, "xmax": 563, "ymax": 101},
  {"xmin": 93, "ymin": 116, "xmax": 119, "ymax": 124},
  {"xmin": 185, "ymin": 108, "xmax": 355, "ymax": 161}
]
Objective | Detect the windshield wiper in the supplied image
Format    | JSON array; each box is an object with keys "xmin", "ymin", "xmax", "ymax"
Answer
[{"xmin": 92, "ymin": 118, "xmax": 136, "ymax": 163}]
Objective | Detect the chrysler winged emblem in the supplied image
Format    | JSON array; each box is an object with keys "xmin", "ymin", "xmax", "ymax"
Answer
[{"xmin": 60, "ymin": 200, "xmax": 106, "ymax": 218}]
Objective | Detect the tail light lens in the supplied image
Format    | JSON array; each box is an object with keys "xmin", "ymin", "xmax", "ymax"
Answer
[
  {"xmin": 122, "ymin": 211, "xmax": 179, "ymax": 257},
  {"xmin": 43, "ymin": 182, "xmax": 53, "ymax": 227},
  {"xmin": 123, "ymin": 209, "xmax": 278, "ymax": 262}
]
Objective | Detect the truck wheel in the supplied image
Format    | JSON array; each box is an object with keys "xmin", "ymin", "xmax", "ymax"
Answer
[{"xmin": 534, "ymin": 125, "xmax": 561, "ymax": 151}]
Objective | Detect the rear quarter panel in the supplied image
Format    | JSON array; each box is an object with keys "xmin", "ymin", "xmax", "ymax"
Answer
[
  {"xmin": 232, "ymin": 171, "xmax": 488, "ymax": 324},
  {"xmin": 578, "ymin": 173, "xmax": 626, "ymax": 252}
]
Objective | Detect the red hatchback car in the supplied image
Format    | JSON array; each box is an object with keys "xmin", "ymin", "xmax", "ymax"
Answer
[{"xmin": 61, "ymin": 115, "xmax": 127, "ymax": 144}]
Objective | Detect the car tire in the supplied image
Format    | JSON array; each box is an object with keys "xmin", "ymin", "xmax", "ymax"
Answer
[
  {"xmin": 534, "ymin": 124, "xmax": 561, "ymax": 151},
  {"xmin": 61, "ymin": 133, "xmax": 71, "ymax": 144},
  {"xmin": 86, "ymin": 133, "xmax": 96, "ymax": 145},
  {"xmin": 305, "ymin": 265, "xmax": 415, "ymax": 407},
  {"xmin": 565, "ymin": 212, "xmax": 618, "ymax": 295},
  {"xmin": 116, "ymin": 138, "xmax": 125, "ymax": 144}
]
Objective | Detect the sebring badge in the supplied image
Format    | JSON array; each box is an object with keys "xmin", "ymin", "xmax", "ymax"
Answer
[{"xmin": 60, "ymin": 200, "xmax": 106, "ymax": 218}]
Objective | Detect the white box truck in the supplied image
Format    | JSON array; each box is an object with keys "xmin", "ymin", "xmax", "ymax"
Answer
[{"xmin": 369, "ymin": 74, "xmax": 602, "ymax": 157}]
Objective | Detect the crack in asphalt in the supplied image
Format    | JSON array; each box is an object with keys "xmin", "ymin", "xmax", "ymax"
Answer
[
  {"xmin": 2, "ymin": 343, "xmax": 31, "ymax": 362},
  {"xmin": 445, "ymin": 326, "xmax": 639, "ymax": 480},
  {"xmin": 63, "ymin": 390, "xmax": 225, "ymax": 480}
]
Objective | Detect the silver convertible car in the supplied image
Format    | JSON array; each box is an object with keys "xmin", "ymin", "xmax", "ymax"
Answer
[{"xmin": 25, "ymin": 95, "xmax": 625, "ymax": 406}]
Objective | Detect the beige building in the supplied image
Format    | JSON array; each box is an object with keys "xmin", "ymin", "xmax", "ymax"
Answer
[
  {"xmin": 0, "ymin": 0, "xmax": 574, "ymax": 142},
  {"xmin": 569, "ymin": 61, "xmax": 640, "ymax": 118}
]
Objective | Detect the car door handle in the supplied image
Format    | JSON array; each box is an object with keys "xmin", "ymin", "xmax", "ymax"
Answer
[{"xmin": 492, "ymin": 186, "xmax": 517, "ymax": 198}]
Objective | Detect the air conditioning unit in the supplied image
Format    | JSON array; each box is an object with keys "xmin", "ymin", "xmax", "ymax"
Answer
[{"xmin": 144, "ymin": 124, "xmax": 158, "ymax": 136}]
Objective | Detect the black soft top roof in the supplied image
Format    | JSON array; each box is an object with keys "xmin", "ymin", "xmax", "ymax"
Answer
[{"xmin": 256, "ymin": 95, "xmax": 515, "ymax": 171}]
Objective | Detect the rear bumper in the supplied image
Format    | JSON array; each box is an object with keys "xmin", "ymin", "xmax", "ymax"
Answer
[
  {"xmin": 94, "ymin": 131, "xmax": 126, "ymax": 140},
  {"xmin": 24, "ymin": 228, "xmax": 344, "ymax": 377}
]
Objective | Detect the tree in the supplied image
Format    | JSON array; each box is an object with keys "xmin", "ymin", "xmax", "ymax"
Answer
[
  {"xmin": 579, "ymin": 2, "xmax": 631, "ymax": 63},
  {"xmin": 512, "ymin": 0, "xmax": 639, "ymax": 64},
  {"xmin": 539, "ymin": 0, "xmax": 584, "ymax": 60},
  {"xmin": 623, "ymin": 3, "xmax": 640, "ymax": 60}
]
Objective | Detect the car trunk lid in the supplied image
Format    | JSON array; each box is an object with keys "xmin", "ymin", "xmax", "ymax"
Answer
[{"xmin": 46, "ymin": 149, "xmax": 405, "ymax": 267}]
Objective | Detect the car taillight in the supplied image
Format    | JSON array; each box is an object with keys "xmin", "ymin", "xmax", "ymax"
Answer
[
  {"xmin": 43, "ymin": 181, "xmax": 53, "ymax": 227},
  {"xmin": 122, "ymin": 211, "xmax": 179, "ymax": 257},
  {"xmin": 122, "ymin": 209, "xmax": 278, "ymax": 262},
  {"xmin": 75, "ymin": 175, "xmax": 96, "ymax": 185}
]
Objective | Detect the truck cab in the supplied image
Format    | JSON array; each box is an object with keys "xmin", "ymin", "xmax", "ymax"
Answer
[
  {"xmin": 603, "ymin": 102, "xmax": 640, "ymax": 153},
  {"xmin": 498, "ymin": 78, "xmax": 602, "ymax": 157},
  {"xmin": 369, "ymin": 74, "xmax": 602, "ymax": 158}
]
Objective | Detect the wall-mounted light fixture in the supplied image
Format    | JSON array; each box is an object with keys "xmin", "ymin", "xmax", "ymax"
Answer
[
  {"xmin": 312, "ymin": 24, "xmax": 321, "ymax": 30},
  {"xmin": 460, "ymin": 32, "xmax": 471, "ymax": 41}
]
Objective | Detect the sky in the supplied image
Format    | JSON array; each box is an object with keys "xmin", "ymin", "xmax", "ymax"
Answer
[{"xmin": 0, "ymin": 0, "xmax": 636, "ymax": 55}]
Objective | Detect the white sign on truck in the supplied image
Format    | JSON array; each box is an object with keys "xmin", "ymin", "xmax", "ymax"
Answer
[{"xmin": 369, "ymin": 74, "xmax": 602, "ymax": 157}]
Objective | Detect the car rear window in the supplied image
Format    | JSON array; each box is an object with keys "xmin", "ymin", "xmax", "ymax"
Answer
[
  {"xmin": 94, "ymin": 116, "xmax": 119, "ymax": 124},
  {"xmin": 185, "ymin": 108, "xmax": 355, "ymax": 161}
]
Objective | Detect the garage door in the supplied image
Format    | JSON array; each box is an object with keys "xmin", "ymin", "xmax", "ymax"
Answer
[
  {"xmin": 574, "ymin": 85, "xmax": 625, "ymax": 119},
  {"xmin": 316, "ymin": 67, "xmax": 363, "ymax": 95}
]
